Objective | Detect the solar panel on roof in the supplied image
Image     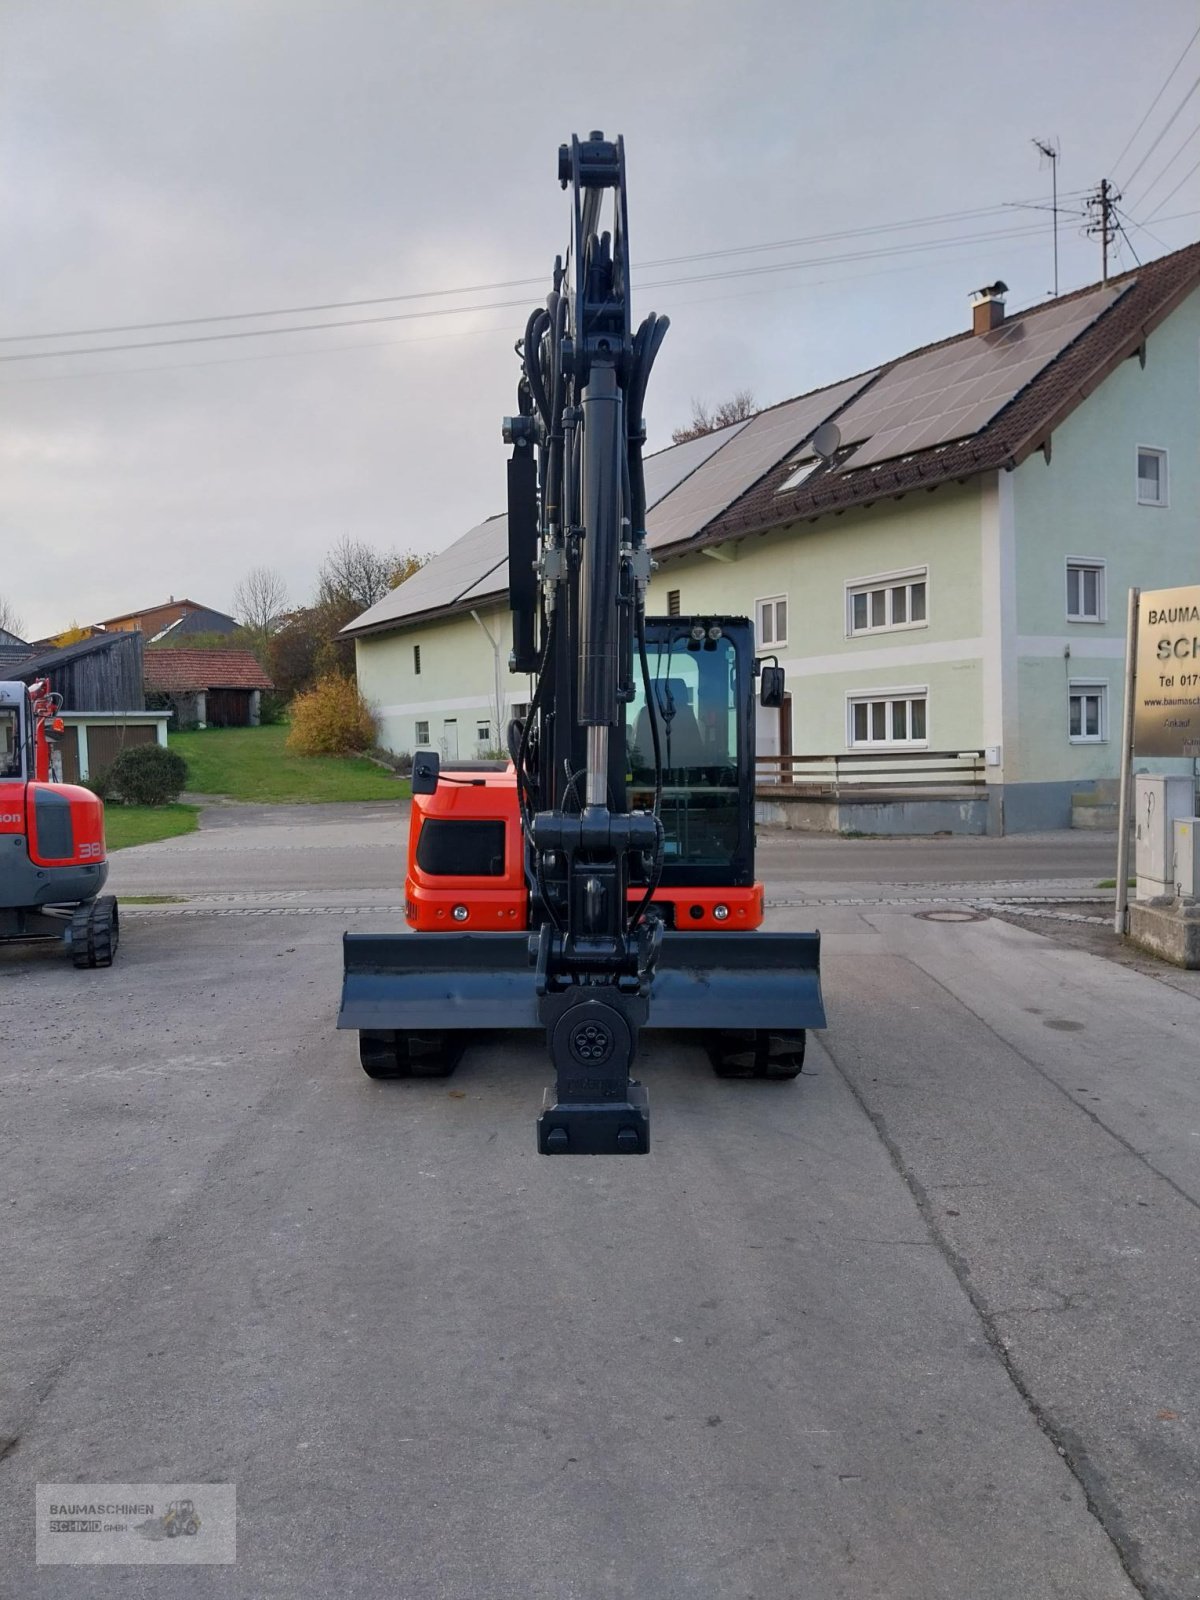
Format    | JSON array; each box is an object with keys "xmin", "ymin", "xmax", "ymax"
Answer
[
  {"xmin": 641, "ymin": 421, "xmax": 749, "ymax": 510},
  {"xmin": 458, "ymin": 558, "xmax": 510, "ymax": 605},
  {"xmin": 344, "ymin": 514, "xmax": 509, "ymax": 631},
  {"xmin": 645, "ymin": 371, "xmax": 878, "ymax": 551},
  {"xmin": 836, "ymin": 283, "xmax": 1129, "ymax": 472}
]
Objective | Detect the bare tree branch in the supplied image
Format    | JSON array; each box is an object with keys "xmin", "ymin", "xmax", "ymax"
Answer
[
  {"xmin": 0, "ymin": 595, "xmax": 26, "ymax": 640},
  {"xmin": 232, "ymin": 566, "xmax": 288, "ymax": 640},
  {"xmin": 670, "ymin": 389, "xmax": 756, "ymax": 444}
]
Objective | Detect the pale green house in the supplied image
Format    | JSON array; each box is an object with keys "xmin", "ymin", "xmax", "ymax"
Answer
[{"xmin": 346, "ymin": 242, "xmax": 1200, "ymax": 834}]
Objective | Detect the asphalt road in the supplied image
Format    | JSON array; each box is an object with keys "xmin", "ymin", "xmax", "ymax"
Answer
[{"xmin": 0, "ymin": 805, "xmax": 1194, "ymax": 1599}]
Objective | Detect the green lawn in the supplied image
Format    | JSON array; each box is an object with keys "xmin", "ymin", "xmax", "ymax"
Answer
[
  {"xmin": 169, "ymin": 725, "xmax": 409, "ymax": 803},
  {"xmin": 105, "ymin": 804, "xmax": 200, "ymax": 851}
]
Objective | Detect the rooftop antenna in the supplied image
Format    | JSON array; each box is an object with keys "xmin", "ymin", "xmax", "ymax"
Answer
[{"xmin": 1032, "ymin": 137, "xmax": 1060, "ymax": 296}]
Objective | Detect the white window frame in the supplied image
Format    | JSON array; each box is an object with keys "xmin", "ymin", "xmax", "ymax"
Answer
[
  {"xmin": 756, "ymin": 594, "xmax": 788, "ymax": 649},
  {"xmin": 845, "ymin": 566, "xmax": 929, "ymax": 638},
  {"xmin": 414, "ymin": 719, "xmax": 430, "ymax": 747},
  {"xmin": 1068, "ymin": 679, "xmax": 1108, "ymax": 744},
  {"xmin": 1065, "ymin": 557, "xmax": 1106, "ymax": 624},
  {"xmin": 475, "ymin": 719, "xmax": 492, "ymax": 748},
  {"xmin": 846, "ymin": 685, "xmax": 930, "ymax": 749},
  {"xmin": 1136, "ymin": 445, "xmax": 1169, "ymax": 507}
]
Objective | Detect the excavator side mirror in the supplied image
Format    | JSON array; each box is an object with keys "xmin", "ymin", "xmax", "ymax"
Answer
[
  {"xmin": 411, "ymin": 750, "xmax": 440, "ymax": 795},
  {"xmin": 759, "ymin": 664, "xmax": 785, "ymax": 709}
]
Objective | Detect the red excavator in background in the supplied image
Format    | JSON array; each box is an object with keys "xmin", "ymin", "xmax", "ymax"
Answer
[{"xmin": 0, "ymin": 676, "xmax": 119, "ymax": 967}]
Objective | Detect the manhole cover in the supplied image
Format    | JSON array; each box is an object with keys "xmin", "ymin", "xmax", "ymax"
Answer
[{"xmin": 914, "ymin": 909, "xmax": 989, "ymax": 923}]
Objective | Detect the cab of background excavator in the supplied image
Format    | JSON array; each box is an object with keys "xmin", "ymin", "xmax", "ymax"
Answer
[{"xmin": 0, "ymin": 686, "xmax": 30, "ymax": 782}]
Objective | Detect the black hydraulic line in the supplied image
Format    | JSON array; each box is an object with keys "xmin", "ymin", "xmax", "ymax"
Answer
[
  {"xmin": 628, "ymin": 606, "xmax": 665, "ymax": 933},
  {"xmin": 516, "ymin": 605, "xmax": 561, "ymax": 932},
  {"xmin": 524, "ymin": 307, "xmax": 552, "ymax": 429}
]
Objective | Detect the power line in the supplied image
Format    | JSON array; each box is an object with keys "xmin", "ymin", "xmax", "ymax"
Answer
[
  {"xmin": 6, "ymin": 213, "xmax": 1199, "ymax": 391},
  {"xmin": 1122, "ymin": 70, "xmax": 1200, "ymax": 190},
  {"xmin": 0, "ymin": 218, "xmax": 1058, "ymax": 365},
  {"xmin": 1112, "ymin": 17, "xmax": 1200, "ymax": 179},
  {"xmin": 1115, "ymin": 204, "xmax": 1168, "ymax": 252},
  {"xmin": 1130, "ymin": 118, "xmax": 1200, "ymax": 210},
  {"xmin": 1143, "ymin": 151, "xmax": 1200, "ymax": 221},
  {"xmin": 0, "ymin": 195, "xmax": 1087, "ymax": 348},
  {"xmin": 0, "ymin": 234, "xmax": 1063, "ymax": 389}
]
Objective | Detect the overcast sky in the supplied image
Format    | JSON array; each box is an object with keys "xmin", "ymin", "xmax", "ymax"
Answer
[{"xmin": 2, "ymin": 0, "xmax": 1198, "ymax": 638}]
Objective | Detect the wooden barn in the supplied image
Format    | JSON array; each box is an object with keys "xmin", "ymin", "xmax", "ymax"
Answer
[{"xmin": 0, "ymin": 630, "xmax": 171, "ymax": 781}]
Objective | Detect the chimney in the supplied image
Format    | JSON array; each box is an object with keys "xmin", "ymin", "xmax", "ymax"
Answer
[{"xmin": 970, "ymin": 280, "xmax": 1008, "ymax": 335}]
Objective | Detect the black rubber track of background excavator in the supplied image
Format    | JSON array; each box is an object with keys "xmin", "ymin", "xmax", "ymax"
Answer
[{"xmin": 70, "ymin": 896, "xmax": 119, "ymax": 969}]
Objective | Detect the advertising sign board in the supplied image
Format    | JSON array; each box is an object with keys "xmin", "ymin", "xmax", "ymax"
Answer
[{"xmin": 1133, "ymin": 584, "xmax": 1200, "ymax": 757}]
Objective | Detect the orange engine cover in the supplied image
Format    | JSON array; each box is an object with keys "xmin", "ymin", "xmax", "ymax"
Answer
[
  {"xmin": 404, "ymin": 769, "xmax": 764, "ymax": 932},
  {"xmin": 405, "ymin": 771, "xmax": 527, "ymax": 930}
]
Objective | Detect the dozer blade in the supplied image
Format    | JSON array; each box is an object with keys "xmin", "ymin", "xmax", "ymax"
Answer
[
  {"xmin": 338, "ymin": 929, "xmax": 825, "ymax": 1035},
  {"xmin": 338, "ymin": 932, "xmax": 538, "ymax": 1032}
]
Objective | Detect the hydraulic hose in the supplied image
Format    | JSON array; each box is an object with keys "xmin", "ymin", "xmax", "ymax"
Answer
[{"xmin": 628, "ymin": 604, "xmax": 665, "ymax": 933}]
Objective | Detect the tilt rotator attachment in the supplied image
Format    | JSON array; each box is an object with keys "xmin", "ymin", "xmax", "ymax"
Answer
[{"xmin": 336, "ymin": 925, "xmax": 826, "ymax": 1152}]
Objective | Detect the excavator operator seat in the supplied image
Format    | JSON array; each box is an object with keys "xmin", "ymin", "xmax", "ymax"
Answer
[{"xmin": 635, "ymin": 678, "xmax": 706, "ymax": 771}]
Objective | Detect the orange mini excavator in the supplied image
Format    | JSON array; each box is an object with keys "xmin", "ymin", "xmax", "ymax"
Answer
[
  {"xmin": 0, "ymin": 677, "xmax": 118, "ymax": 966},
  {"xmin": 338, "ymin": 133, "xmax": 824, "ymax": 1152}
]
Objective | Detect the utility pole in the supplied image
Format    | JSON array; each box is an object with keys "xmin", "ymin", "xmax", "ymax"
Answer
[
  {"xmin": 1085, "ymin": 178, "xmax": 1120, "ymax": 285},
  {"xmin": 1033, "ymin": 138, "xmax": 1060, "ymax": 296}
]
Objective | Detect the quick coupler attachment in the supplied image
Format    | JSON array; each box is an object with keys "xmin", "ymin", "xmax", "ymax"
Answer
[
  {"xmin": 536, "ymin": 989, "xmax": 650, "ymax": 1155},
  {"xmin": 537, "ymin": 1082, "xmax": 649, "ymax": 1155}
]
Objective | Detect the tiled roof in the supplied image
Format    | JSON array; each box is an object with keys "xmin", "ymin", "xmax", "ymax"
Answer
[
  {"xmin": 144, "ymin": 648, "xmax": 273, "ymax": 692},
  {"xmin": 692, "ymin": 240, "xmax": 1200, "ymax": 552},
  {"xmin": 343, "ymin": 238, "xmax": 1200, "ymax": 632}
]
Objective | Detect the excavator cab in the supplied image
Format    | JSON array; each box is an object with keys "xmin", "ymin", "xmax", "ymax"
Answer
[{"xmin": 627, "ymin": 617, "xmax": 755, "ymax": 907}]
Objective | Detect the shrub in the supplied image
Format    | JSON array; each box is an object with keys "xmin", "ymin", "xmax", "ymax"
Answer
[
  {"xmin": 82, "ymin": 771, "xmax": 112, "ymax": 802},
  {"xmin": 105, "ymin": 744, "xmax": 189, "ymax": 806},
  {"xmin": 257, "ymin": 690, "xmax": 289, "ymax": 725},
  {"xmin": 286, "ymin": 674, "xmax": 377, "ymax": 756}
]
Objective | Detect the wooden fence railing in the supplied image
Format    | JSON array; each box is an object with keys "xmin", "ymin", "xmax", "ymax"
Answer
[{"xmin": 756, "ymin": 749, "xmax": 986, "ymax": 792}]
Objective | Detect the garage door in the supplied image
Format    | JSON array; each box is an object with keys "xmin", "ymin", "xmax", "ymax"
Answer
[{"xmin": 88, "ymin": 724, "xmax": 156, "ymax": 777}]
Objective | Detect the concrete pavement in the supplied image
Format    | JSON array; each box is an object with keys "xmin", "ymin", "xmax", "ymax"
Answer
[{"xmin": 0, "ymin": 804, "xmax": 1193, "ymax": 1599}]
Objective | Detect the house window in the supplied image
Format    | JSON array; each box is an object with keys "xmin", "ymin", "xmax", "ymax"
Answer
[
  {"xmin": 1137, "ymin": 447, "xmax": 1168, "ymax": 506},
  {"xmin": 1066, "ymin": 560, "xmax": 1105, "ymax": 622},
  {"xmin": 1068, "ymin": 681, "xmax": 1108, "ymax": 743},
  {"xmin": 667, "ymin": 589, "xmax": 681, "ymax": 617},
  {"xmin": 415, "ymin": 720, "xmax": 430, "ymax": 746},
  {"xmin": 413, "ymin": 644, "xmax": 422, "ymax": 674},
  {"xmin": 476, "ymin": 720, "xmax": 491, "ymax": 749},
  {"xmin": 848, "ymin": 689, "xmax": 928, "ymax": 747},
  {"xmin": 776, "ymin": 458, "xmax": 819, "ymax": 494},
  {"xmin": 512, "ymin": 701, "xmax": 530, "ymax": 723},
  {"xmin": 847, "ymin": 569, "xmax": 927, "ymax": 636},
  {"xmin": 757, "ymin": 595, "xmax": 788, "ymax": 648}
]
